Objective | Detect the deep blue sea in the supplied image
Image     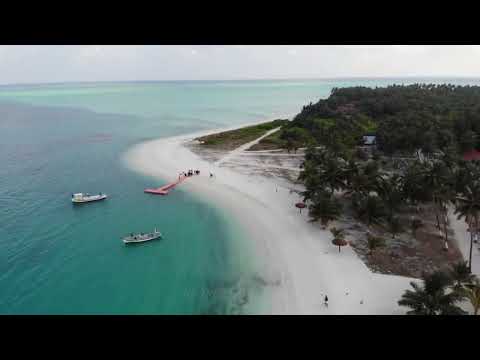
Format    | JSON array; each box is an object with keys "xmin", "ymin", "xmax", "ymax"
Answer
[{"xmin": 1, "ymin": 78, "xmax": 480, "ymax": 314}]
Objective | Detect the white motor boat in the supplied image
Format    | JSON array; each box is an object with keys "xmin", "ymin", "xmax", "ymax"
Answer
[
  {"xmin": 71, "ymin": 192, "xmax": 107, "ymax": 203},
  {"xmin": 123, "ymin": 228, "xmax": 162, "ymax": 244}
]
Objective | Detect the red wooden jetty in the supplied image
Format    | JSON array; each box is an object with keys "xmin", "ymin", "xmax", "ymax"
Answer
[{"xmin": 144, "ymin": 176, "xmax": 187, "ymax": 195}]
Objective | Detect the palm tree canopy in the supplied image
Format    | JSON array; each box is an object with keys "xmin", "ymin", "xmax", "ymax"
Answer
[
  {"xmin": 309, "ymin": 191, "xmax": 342, "ymax": 224},
  {"xmin": 330, "ymin": 227, "xmax": 346, "ymax": 239},
  {"xmin": 352, "ymin": 193, "xmax": 386, "ymax": 226},
  {"xmin": 398, "ymin": 270, "xmax": 467, "ymax": 315},
  {"xmin": 449, "ymin": 261, "xmax": 475, "ymax": 287},
  {"xmin": 462, "ymin": 279, "xmax": 480, "ymax": 315},
  {"xmin": 455, "ymin": 183, "xmax": 480, "ymax": 216},
  {"xmin": 401, "ymin": 161, "xmax": 433, "ymax": 203},
  {"xmin": 375, "ymin": 174, "xmax": 404, "ymax": 219}
]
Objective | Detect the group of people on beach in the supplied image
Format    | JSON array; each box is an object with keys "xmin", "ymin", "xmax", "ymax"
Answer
[
  {"xmin": 180, "ymin": 169, "xmax": 200, "ymax": 178},
  {"xmin": 178, "ymin": 169, "xmax": 216, "ymax": 180}
]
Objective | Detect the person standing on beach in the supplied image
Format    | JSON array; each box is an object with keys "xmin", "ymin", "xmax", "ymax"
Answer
[{"xmin": 324, "ymin": 295, "xmax": 328, "ymax": 307}]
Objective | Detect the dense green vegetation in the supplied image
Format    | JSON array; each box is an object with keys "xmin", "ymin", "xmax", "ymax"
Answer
[
  {"xmin": 299, "ymin": 145, "xmax": 480, "ymax": 268},
  {"xmin": 290, "ymin": 84, "xmax": 480, "ymax": 314},
  {"xmin": 247, "ymin": 129, "xmax": 286, "ymax": 151},
  {"xmin": 283, "ymin": 84, "xmax": 480, "ymax": 156},
  {"xmin": 196, "ymin": 119, "xmax": 288, "ymax": 150},
  {"xmin": 398, "ymin": 262, "xmax": 479, "ymax": 315}
]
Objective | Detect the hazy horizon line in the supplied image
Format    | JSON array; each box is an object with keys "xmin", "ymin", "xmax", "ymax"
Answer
[{"xmin": 2, "ymin": 75, "xmax": 480, "ymax": 87}]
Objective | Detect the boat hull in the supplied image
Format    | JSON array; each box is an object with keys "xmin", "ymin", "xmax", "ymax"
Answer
[
  {"xmin": 72, "ymin": 195, "xmax": 108, "ymax": 203},
  {"xmin": 123, "ymin": 234, "xmax": 162, "ymax": 244}
]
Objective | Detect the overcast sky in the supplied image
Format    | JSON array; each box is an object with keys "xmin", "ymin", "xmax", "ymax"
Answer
[{"xmin": 1, "ymin": 45, "xmax": 480, "ymax": 85}]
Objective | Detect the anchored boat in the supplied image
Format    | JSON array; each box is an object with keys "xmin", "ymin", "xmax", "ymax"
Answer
[
  {"xmin": 71, "ymin": 192, "xmax": 107, "ymax": 203},
  {"xmin": 123, "ymin": 228, "xmax": 162, "ymax": 244}
]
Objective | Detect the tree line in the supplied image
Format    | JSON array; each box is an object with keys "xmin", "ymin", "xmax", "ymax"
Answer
[
  {"xmin": 298, "ymin": 145, "xmax": 480, "ymax": 314},
  {"xmin": 300, "ymin": 146, "xmax": 480, "ymax": 264},
  {"xmin": 289, "ymin": 83, "xmax": 480, "ymax": 314},
  {"xmin": 281, "ymin": 84, "xmax": 480, "ymax": 156}
]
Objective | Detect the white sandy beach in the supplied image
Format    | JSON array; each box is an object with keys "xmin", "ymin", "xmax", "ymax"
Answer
[{"xmin": 124, "ymin": 123, "xmax": 417, "ymax": 315}]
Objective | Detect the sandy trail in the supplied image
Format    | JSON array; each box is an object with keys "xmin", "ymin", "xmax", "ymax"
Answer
[
  {"xmin": 214, "ymin": 127, "xmax": 281, "ymax": 167},
  {"xmin": 124, "ymin": 125, "xmax": 415, "ymax": 314},
  {"xmin": 448, "ymin": 207, "xmax": 480, "ymax": 277}
]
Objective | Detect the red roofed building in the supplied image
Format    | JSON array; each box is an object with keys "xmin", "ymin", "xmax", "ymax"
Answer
[{"xmin": 463, "ymin": 149, "xmax": 480, "ymax": 161}]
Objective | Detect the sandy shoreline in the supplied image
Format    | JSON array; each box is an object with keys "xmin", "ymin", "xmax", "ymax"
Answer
[{"xmin": 123, "ymin": 122, "xmax": 417, "ymax": 314}]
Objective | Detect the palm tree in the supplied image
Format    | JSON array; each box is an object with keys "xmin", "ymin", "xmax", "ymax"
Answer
[
  {"xmin": 309, "ymin": 191, "xmax": 342, "ymax": 228},
  {"xmin": 436, "ymin": 186, "xmax": 455, "ymax": 245},
  {"xmin": 364, "ymin": 160, "xmax": 383, "ymax": 187},
  {"xmin": 386, "ymin": 216, "xmax": 402, "ymax": 239},
  {"xmin": 330, "ymin": 227, "xmax": 347, "ymax": 252},
  {"xmin": 398, "ymin": 270, "xmax": 467, "ymax": 315},
  {"xmin": 455, "ymin": 182, "xmax": 480, "ymax": 273},
  {"xmin": 344, "ymin": 162, "xmax": 382, "ymax": 198},
  {"xmin": 342, "ymin": 159, "xmax": 360, "ymax": 192},
  {"xmin": 300, "ymin": 148, "xmax": 345, "ymax": 200},
  {"xmin": 318, "ymin": 156, "xmax": 346, "ymax": 195},
  {"xmin": 402, "ymin": 162, "xmax": 432, "ymax": 206},
  {"xmin": 367, "ymin": 232, "xmax": 386, "ymax": 255},
  {"xmin": 352, "ymin": 193, "xmax": 385, "ymax": 227},
  {"xmin": 422, "ymin": 161, "xmax": 453, "ymax": 230},
  {"xmin": 298, "ymin": 161, "xmax": 321, "ymax": 202},
  {"xmin": 376, "ymin": 174, "xmax": 404, "ymax": 221},
  {"xmin": 454, "ymin": 161, "xmax": 480, "ymax": 195},
  {"xmin": 411, "ymin": 217, "xmax": 423, "ymax": 240},
  {"xmin": 448, "ymin": 261, "xmax": 476, "ymax": 289},
  {"xmin": 462, "ymin": 279, "xmax": 480, "ymax": 315}
]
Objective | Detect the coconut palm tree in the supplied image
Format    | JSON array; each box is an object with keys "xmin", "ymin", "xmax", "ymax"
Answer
[
  {"xmin": 298, "ymin": 161, "xmax": 321, "ymax": 202},
  {"xmin": 455, "ymin": 181, "xmax": 480, "ymax": 272},
  {"xmin": 454, "ymin": 161, "xmax": 480, "ymax": 195},
  {"xmin": 448, "ymin": 261, "xmax": 476, "ymax": 289},
  {"xmin": 318, "ymin": 156, "xmax": 346, "ymax": 195},
  {"xmin": 462, "ymin": 279, "xmax": 480, "ymax": 315},
  {"xmin": 364, "ymin": 160, "xmax": 383, "ymax": 187},
  {"xmin": 342, "ymin": 159, "xmax": 359, "ymax": 190},
  {"xmin": 376, "ymin": 174, "xmax": 404, "ymax": 222},
  {"xmin": 398, "ymin": 270, "xmax": 467, "ymax": 315},
  {"xmin": 351, "ymin": 193, "xmax": 385, "ymax": 227},
  {"xmin": 344, "ymin": 171, "xmax": 370, "ymax": 197},
  {"xmin": 309, "ymin": 191, "xmax": 342, "ymax": 228},
  {"xmin": 422, "ymin": 161, "xmax": 453, "ymax": 230},
  {"xmin": 386, "ymin": 216, "xmax": 402, "ymax": 239},
  {"xmin": 402, "ymin": 161, "xmax": 432, "ymax": 206},
  {"xmin": 300, "ymin": 148, "xmax": 345, "ymax": 200},
  {"xmin": 344, "ymin": 161, "xmax": 383, "ymax": 198},
  {"xmin": 438, "ymin": 144, "xmax": 459, "ymax": 172},
  {"xmin": 411, "ymin": 217, "xmax": 423, "ymax": 240},
  {"xmin": 367, "ymin": 232, "xmax": 385, "ymax": 255},
  {"xmin": 436, "ymin": 186, "xmax": 456, "ymax": 244}
]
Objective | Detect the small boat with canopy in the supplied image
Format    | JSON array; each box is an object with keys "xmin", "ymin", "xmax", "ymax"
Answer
[
  {"xmin": 71, "ymin": 192, "xmax": 107, "ymax": 203},
  {"xmin": 122, "ymin": 228, "xmax": 162, "ymax": 244}
]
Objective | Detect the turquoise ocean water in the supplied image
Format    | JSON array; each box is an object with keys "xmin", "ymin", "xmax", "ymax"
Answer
[{"xmin": 2, "ymin": 78, "xmax": 480, "ymax": 314}]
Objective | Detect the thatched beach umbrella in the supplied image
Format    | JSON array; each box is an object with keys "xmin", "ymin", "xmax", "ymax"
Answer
[
  {"xmin": 332, "ymin": 237, "xmax": 348, "ymax": 252},
  {"xmin": 295, "ymin": 202, "xmax": 306, "ymax": 214}
]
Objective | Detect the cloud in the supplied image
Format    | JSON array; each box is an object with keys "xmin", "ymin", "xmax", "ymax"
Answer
[{"xmin": 0, "ymin": 45, "xmax": 479, "ymax": 85}]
